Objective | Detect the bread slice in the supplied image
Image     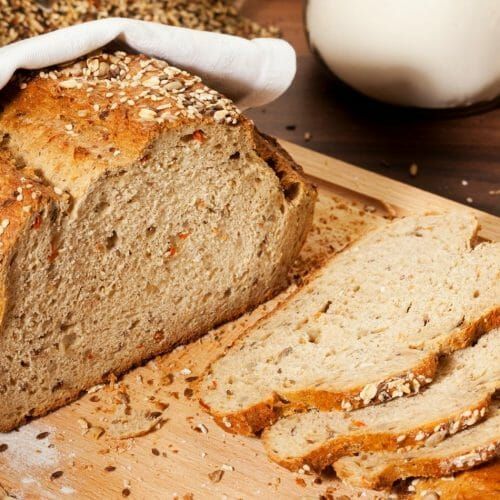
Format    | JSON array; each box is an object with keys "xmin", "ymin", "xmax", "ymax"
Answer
[
  {"xmin": 334, "ymin": 401, "xmax": 500, "ymax": 490},
  {"xmin": 263, "ymin": 328, "xmax": 500, "ymax": 471},
  {"xmin": 199, "ymin": 213, "xmax": 500, "ymax": 435},
  {"xmin": 0, "ymin": 51, "xmax": 316, "ymax": 432},
  {"xmin": 412, "ymin": 458, "xmax": 500, "ymax": 499}
]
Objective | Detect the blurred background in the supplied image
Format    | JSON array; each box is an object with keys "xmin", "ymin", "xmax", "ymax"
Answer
[{"xmin": 242, "ymin": 0, "xmax": 500, "ymax": 215}]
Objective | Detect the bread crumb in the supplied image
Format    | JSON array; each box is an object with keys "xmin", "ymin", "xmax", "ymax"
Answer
[
  {"xmin": 208, "ymin": 469, "xmax": 224, "ymax": 483},
  {"xmin": 194, "ymin": 423, "xmax": 208, "ymax": 434},
  {"xmin": 87, "ymin": 426, "xmax": 105, "ymax": 440},
  {"xmin": 50, "ymin": 470, "xmax": 64, "ymax": 480},
  {"xmin": 77, "ymin": 418, "xmax": 90, "ymax": 433},
  {"xmin": 295, "ymin": 477, "xmax": 306, "ymax": 487}
]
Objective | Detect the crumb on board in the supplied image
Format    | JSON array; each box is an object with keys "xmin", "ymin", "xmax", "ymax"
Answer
[{"xmin": 208, "ymin": 469, "xmax": 224, "ymax": 483}]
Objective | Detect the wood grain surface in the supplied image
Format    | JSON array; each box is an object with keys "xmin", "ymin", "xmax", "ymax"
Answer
[
  {"xmin": 242, "ymin": 0, "xmax": 500, "ymax": 216},
  {"xmin": 0, "ymin": 141, "xmax": 497, "ymax": 500}
]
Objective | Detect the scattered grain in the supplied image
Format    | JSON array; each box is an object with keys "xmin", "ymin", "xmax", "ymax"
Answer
[
  {"xmin": 0, "ymin": 0, "xmax": 279, "ymax": 46},
  {"xmin": 208, "ymin": 469, "xmax": 224, "ymax": 483}
]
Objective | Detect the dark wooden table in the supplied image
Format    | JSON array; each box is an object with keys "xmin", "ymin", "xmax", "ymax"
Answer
[{"xmin": 242, "ymin": 0, "xmax": 500, "ymax": 216}]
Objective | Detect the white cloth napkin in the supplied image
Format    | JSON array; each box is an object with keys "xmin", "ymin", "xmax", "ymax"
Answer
[{"xmin": 0, "ymin": 17, "xmax": 296, "ymax": 110}]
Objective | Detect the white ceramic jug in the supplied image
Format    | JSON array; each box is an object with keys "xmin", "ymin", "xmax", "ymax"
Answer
[{"xmin": 305, "ymin": 0, "xmax": 500, "ymax": 108}]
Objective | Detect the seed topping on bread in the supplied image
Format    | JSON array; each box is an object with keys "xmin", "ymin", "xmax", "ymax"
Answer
[
  {"xmin": 333, "ymin": 402, "xmax": 500, "ymax": 489},
  {"xmin": 344, "ymin": 371, "xmax": 434, "ymax": 411},
  {"xmin": 19, "ymin": 51, "xmax": 240, "ymax": 127}
]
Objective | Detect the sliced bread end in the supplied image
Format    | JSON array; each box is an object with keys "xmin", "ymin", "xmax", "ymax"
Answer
[
  {"xmin": 334, "ymin": 402, "xmax": 500, "ymax": 490},
  {"xmin": 203, "ymin": 350, "xmax": 439, "ymax": 436},
  {"xmin": 264, "ymin": 394, "xmax": 493, "ymax": 473},
  {"xmin": 335, "ymin": 441, "xmax": 499, "ymax": 490}
]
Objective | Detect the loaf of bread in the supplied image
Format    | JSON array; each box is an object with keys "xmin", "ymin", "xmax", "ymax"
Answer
[
  {"xmin": 0, "ymin": 51, "xmax": 316, "ymax": 432},
  {"xmin": 334, "ymin": 401, "xmax": 500, "ymax": 490},
  {"xmin": 263, "ymin": 328, "xmax": 499, "ymax": 471},
  {"xmin": 199, "ymin": 213, "xmax": 499, "ymax": 435}
]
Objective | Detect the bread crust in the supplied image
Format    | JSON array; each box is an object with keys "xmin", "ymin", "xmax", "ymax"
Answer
[
  {"xmin": 413, "ymin": 459, "xmax": 500, "ymax": 499},
  {"xmin": 0, "ymin": 53, "xmax": 316, "ymax": 432},
  {"xmin": 200, "ymin": 301, "xmax": 499, "ymax": 437},
  {"xmin": 262, "ymin": 394, "xmax": 493, "ymax": 472},
  {"xmin": 335, "ymin": 442, "xmax": 500, "ymax": 490},
  {"xmin": 0, "ymin": 150, "xmax": 60, "ymax": 326},
  {"xmin": 202, "ymin": 350, "xmax": 439, "ymax": 437},
  {"xmin": 0, "ymin": 54, "xmax": 316, "ymax": 204}
]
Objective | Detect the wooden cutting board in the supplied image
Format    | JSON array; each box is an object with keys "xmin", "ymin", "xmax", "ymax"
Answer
[{"xmin": 0, "ymin": 142, "xmax": 498, "ymax": 500}]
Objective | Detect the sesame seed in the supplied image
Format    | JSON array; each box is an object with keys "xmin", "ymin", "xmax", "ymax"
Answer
[
  {"xmin": 59, "ymin": 79, "xmax": 78, "ymax": 89},
  {"xmin": 359, "ymin": 383, "xmax": 377, "ymax": 402},
  {"xmin": 143, "ymin": 75, "xmax": 160, "ymax": 87},
  {"xmin": 213, "ymin": 109, "xmax": 228, "ymax": 122},
  {"xmin": 88, "ymin": 59, "xmax": 99, "ymax": 73},
  {"xmin": 139, "ymin": 108, "xmax": 157, "ymax": 121},
  {"xmin": 25, "ymin": 51, "xmax": 241, "ymax": 139},
  {"xmin": 165, "ymin": 80, "xmax": 183, "ymax": 91},
  {"xmin": 415, "ymin": 431, "xmax": 426, "ymax": 441}
]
